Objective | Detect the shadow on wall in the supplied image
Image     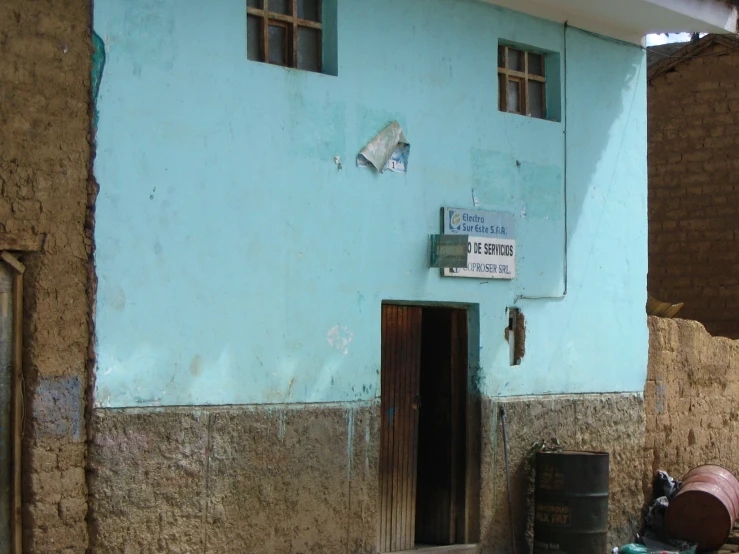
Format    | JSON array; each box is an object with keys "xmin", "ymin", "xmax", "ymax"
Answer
[
  {"xmin": 563, "ymin": 27, "xmax": 645, "ymax": 245},
  {"xmin": 480, "ymin": 25, "xmax": 646, "ymax": 397}
]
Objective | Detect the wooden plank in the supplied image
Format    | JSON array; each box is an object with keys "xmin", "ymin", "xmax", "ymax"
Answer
[
  {"xmin": 11, "ymin": 271, "xmax": 22, "ymax": 554},
  {"xmin": 0, "ymin": 253, "xmax": 24, "ymax": 275},
  {"xmin": 291, "ymin": 0, "xmax": 298, "ymax": 68},
  {"xmin": 379, "ymin": 304, "xmax": 422, "ymax": 553},
  {"xmin": 388, "ymin": 304, "xmax": 398, "ymax": 552},
  {"xmin": 0, "ymin": 233, "xmax": 44, "ymax": 252},
  {"xmin": 0, "ymin": 266, "xmax": 12, "ymax": 551},
  {"xmin": 393, "ymin": 544, "xmax": 480, "ymax": 554},
  {"xmin": 391, "ymin": 305, "xmax": 404, "ymax": 550},
  {"xmin": 499, "ymin": 68, "xmax": 546, "ymax": 82},
  {"xmin": 523, "ymin": 52, "xmax": 529, "ymax": 117},
  {"xmin": 409, "ymin": 308, "xmax": 421, "ymax": 547},
  {"xmin": 379, "ymin": 305, "xmax": 391, "ymax": 552},
  {"xmin": 316, "ymin": 0, "xmax": 323, "ymax": 72},
  {"xmin": 398, "ymin": 306, "xmax": 408, "ymax": 551},
  {"xmin": 383, "ymin": 304, "xmax": 399, "ymax": 552},
  {"xmin": 407, "ymin": 306, "xmax": 416, "ymax": 547},
  {"xmin": 501, "ymin": 46, "xmax": 509, "ymax": 112},
  {"xmin": 261, "ymin": 0, "xmax": 269, "ymax": 63},
  {"xmin": 257, "ymin": 10, "xmax": 322, "ymax": 29},
  {"xmin": 405, "ymin": 307, "xmax": 421, "ymax": 549}
]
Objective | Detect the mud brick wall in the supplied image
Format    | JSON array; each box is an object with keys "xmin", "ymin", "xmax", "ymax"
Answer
[
  {"xmin": 648, "ymin": 42, "xmax": 739, "ymax": 338},
  {"xmin": 89, "ymin": 403, "xmax": 380, "ymax": 554},
  {"xmin": 483, "ymin": 394, "xmax": 645, "ymax": 553},
  {"xmin": 89, "ymin": 395, "xmax": 645, "ymax": 553},
  {"xmin": 645, "ymin": 317, "xmax": 739, "ymax": 490},
  {"xmin": 0, "ymin": 1, "xmax": 93, "ymax": 552}
]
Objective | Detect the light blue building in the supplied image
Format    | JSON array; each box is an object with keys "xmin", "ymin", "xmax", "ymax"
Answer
[{"xmin": 89, "ymin": 0, "xmax": 736, "ymax": 552}]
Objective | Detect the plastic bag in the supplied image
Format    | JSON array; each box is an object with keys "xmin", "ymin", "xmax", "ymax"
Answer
[
  {"xmin": 615, "ymin": 546, "xmax": 685, "ymax": 554},
  {"xmin": 617, "ymin": 545, "xmax": 649, "ymax": 554}
]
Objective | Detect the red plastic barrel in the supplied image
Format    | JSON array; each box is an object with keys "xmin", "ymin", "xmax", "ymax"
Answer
[{"xmin": 665, "ymin": 465, "xmax": 739, "ymax": 551}]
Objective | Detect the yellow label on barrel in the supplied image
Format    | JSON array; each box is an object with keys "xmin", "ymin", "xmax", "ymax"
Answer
[
  {"xmin": 538, "ymin": 465, "xmax": 565, "ymax": 490},
  {"xmin": 535, "ymin": 504, "xmax": 571, "ymax": 526}
]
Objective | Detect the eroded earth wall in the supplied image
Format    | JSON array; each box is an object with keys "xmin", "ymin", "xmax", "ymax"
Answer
[{"xmin": 0, "ymin": 0, "xmax": 93, "ymax": 551}]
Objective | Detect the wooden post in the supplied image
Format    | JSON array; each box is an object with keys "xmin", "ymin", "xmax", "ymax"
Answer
[{"xmin": 2, "ymin": 252, "xmax": 25, "ymax": 554}]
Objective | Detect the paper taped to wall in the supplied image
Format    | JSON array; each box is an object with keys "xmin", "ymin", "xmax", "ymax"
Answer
[{"xmin": 357, "ymin": 121, "xmax": 410, "ymax": 173}]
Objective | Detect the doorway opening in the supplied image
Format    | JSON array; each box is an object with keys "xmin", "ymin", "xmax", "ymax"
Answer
[{"xmin": 378, "ymin": 304, "xmax": 479, "ymax": 553}]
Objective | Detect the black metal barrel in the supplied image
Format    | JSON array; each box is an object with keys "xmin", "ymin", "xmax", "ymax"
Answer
[{"xmin": 534, "ymin": 451, "xmax": 609, "ymax": 554}]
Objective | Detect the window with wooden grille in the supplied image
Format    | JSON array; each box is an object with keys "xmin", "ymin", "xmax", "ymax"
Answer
[
  {"xmin": 497, "ymin": 45, "xmax": 547, "ymax": 119},
  {"xmin": 247, "ymin": 0, "xmax": 323, "ymax": 73}
]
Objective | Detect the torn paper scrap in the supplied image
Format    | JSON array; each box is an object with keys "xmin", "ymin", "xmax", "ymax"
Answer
[{"xmin": 357, "ymin": 121, "xmax": 410, "ymax": 173}]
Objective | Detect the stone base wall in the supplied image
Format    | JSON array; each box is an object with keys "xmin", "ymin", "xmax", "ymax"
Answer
[
  {"xmin": 481, "ymin": 394, "xmax": 645, "ymax": 553},
  {"xmin": 89, "ymin": 403, "xmax": 380, "ymax": 554},
  {"xmin": 646, "ymin": 316, "xmax": 739, "ymax": 483},
  {"xmin": 89, "ymin": 393, "xmax": 645, "ymax": 553}
]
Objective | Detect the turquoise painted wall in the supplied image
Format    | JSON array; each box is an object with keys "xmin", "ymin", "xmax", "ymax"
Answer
[{"xmin": 92, "ymin": 0, "xmax": 647, "ymax": 407}]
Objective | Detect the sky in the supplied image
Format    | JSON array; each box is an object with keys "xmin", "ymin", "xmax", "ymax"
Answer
[{"xmin": 645, "ymin": 32, "xmax": 699, "ymax": 46}]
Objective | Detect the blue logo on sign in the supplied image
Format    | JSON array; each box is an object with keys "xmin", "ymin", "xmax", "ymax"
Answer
[{"xmin": 449, "ymin": 210, "xmax": 462, "ymax": 231}]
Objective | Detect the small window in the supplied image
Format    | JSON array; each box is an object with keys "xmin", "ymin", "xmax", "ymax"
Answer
[
  {"xmin": 498, "ymin": 45, "xmax": 546, "ymax": 119},
  {"xmin": 247, "ymin": 0, "xmax": 323, "ymax": 72}
]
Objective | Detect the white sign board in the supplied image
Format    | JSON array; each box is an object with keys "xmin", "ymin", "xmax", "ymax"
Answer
[{"xmin": 442, "ymin": 208, "xmax": 516, "ymax": 280}]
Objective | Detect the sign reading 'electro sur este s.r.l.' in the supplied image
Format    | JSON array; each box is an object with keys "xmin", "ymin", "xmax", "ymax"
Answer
[{"xmin": 442, "ymin": 207, "xmax": 516, "ymax": 279}]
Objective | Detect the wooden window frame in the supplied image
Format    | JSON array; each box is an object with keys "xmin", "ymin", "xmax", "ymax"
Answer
[
  {"xmin": 497, "ymin": 45, "xmax": 546, "ymax": 119},
  {"xmin": 247, "ymin": 0, "xmax": 323, "ymax": 72}
]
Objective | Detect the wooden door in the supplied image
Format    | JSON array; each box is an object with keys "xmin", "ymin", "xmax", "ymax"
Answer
[{"xmin": 379, "ymin": 305, "xmax": 422, "ymax": 553}]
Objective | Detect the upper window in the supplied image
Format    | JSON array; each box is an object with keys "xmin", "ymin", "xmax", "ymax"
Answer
[
  {"xmin": 497, "ymin": 45, "xmax": 547, "ymax": 119},
  {"xmin": 247, "ymin": 0, "xmax": 323, "ymax": 73}
]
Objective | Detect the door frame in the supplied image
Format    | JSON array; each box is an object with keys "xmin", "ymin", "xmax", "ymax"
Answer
[{"xmin": 378, "ymin": 301, "xmax": 481, "ymax": 550}]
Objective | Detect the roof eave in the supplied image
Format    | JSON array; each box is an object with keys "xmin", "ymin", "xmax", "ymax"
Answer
[
  {"xmin": 644, "ymin": 0, "xmax": 738, "ymax": 34},
  {"xmin": 484, "ymin": 0, "xmax": 739, "ymax": 44}
]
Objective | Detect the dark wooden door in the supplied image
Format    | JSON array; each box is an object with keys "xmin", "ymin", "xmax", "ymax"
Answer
[{"xmin": 379, "ymin": 305, "xmax": 422, "ymax": 553}]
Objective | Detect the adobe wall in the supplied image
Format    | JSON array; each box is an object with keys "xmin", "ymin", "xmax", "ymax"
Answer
[
  {"xmin": 89, "ymin": 403, "xmax": 380, "ymax": 554},
  {"xmin": 648, "ymin": 42, "xmax": 739, "ymax": 338},
  {"xmin": 0, "ymin": 1, "xmax": 93, "ymax": 551},
  {"xmin": 89, "ymin": 394, "xmax": 645, "ymax": 553},
  {"xmin": 645, "ymin": 316, "xmax": 739, "ymax": 482}
]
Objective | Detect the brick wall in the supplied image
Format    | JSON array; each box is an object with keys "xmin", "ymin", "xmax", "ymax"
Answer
[
  {"xmin": 648, "ymin": 42, "xmax": 739, "ymax": 338},
  {"xmin": 645, "ymin": 317, "xmax": 739, "ymax": 488},
  {"xmin": 0, "ymin": 1, "xmax": 93, "ymax": 552}
]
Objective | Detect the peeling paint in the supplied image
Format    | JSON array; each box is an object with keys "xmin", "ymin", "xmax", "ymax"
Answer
[
  {"xmin": 327, "ymin": 325, "xmax": 354, "ymax": 355},
  {"xmin": 91, "ymin": 31, "xmax": 106, "ymax": 130},
  {"xmin": 35, "ymin": 376, "xmax": 83, "ymax": 441}
]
